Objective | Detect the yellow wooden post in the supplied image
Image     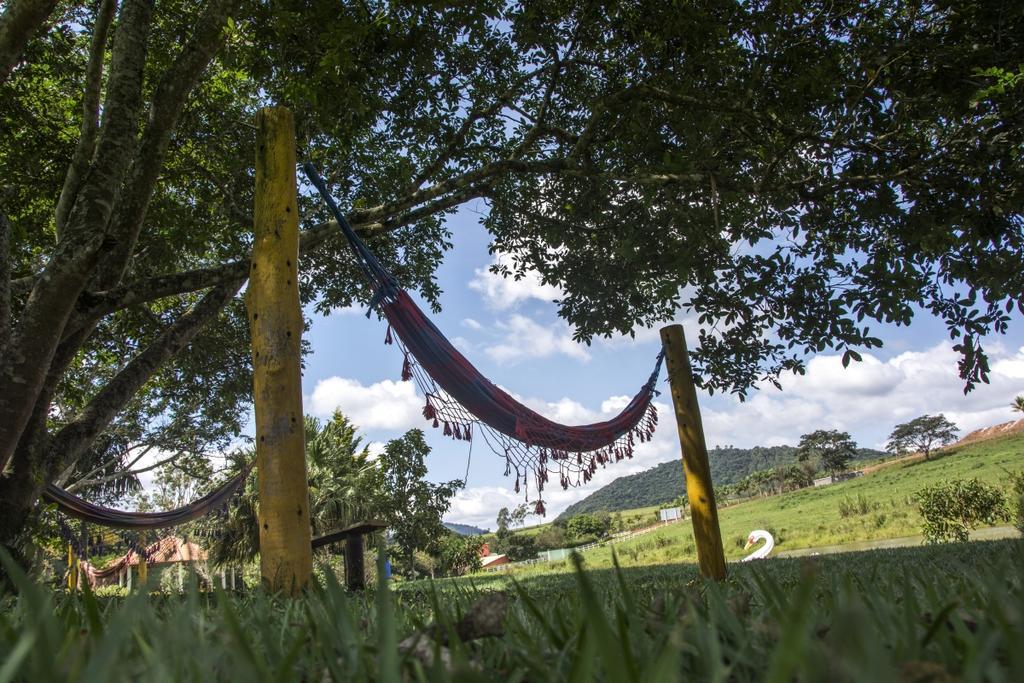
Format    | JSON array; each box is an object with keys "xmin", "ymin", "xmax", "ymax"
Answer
[
  {"xmin": 138, "ymin": 556, "xmax": 147, "ymax": 587},
  {"xmin": 660, "ymin": 324, "xmax": 727, "ymax": 581},
  {"xmin": 67, "ymin": 543, "xmax": 76, "ymax": 591},
  {"xmin": 248, "ymin": 106, "xmax": 313, "ymax": 594}
]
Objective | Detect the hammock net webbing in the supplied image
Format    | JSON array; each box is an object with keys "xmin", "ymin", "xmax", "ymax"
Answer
[{"xmin": 304, "ymin": 164, "xmax": 664, "ymax": 514}]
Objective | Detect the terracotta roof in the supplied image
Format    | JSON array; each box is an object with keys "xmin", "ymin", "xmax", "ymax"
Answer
[
  {"xmin": 126, "ymin": 536, "xmax": 208, "ymax": 565},
  {"xmin": 480, "ymin": 554, "xmax": 508, "ymax": 567}
]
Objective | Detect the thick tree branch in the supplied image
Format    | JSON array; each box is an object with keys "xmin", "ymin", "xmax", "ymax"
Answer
[
  {"xmin": 65, "ymin": 448, "xmax": 181, "ymax": 494},
  {"xmin": 54, "ymin": 442, "xmax": 153, "ymax": 488},
  {"xmin": 96, "ymin": 0, "xmax": 238, "ymax": 289},
  {"xmin": 0, "ymin": 0, "xmax": 153, "ymax": 472},
  {"xmin": 45, "ymin": 280, "xmax": 243, "ymax": 470},
  {"xmin": 77, "ymin": 262, "xmax": 251, "ymax": 323},
  {"xmin": 75, "ymin": 179, "xmax": 496, "ymax": 323},
  {"xmin": 0, "ymin": 0, "xmax": 61, "ymax": 85},
  {"xmin": 55, "ymin": 0, "xmax": 118, "ymax": 238}
]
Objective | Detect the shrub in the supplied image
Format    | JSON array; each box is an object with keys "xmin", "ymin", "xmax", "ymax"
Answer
[
  {"xmin": 503, "ymin": 534, "xmax": 538, "ymax": 562},
  {"xmin": 916, "ymin": 478, "xmax": 1009, "ymax": 543},
  {"xmin": 565, "ymin": 513, "xmax": 612, "ymax": 540},
  {"xmin": 433, "ymin": 534, "xmax": 484, "ymax": 577},
  {"xmin": 534, "ymin": 526, "xmax": 567, "ymax": 551},
  {"xmin": 93, "ymin": 585, "xmax": 129, "ymax": 598},
  {"xmin": 838, "ymin": 494, "xmax": 873, "ymax": 517},
  {"xmin": 1009, "ymin": 471, "xmax": 1024, "ymax": 534}
]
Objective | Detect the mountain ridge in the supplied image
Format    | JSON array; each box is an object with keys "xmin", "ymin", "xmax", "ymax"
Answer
[
  {"xmin": 557, "ymin": 444, "xmax": 886, "ymax": 519},
  {"xmin": 443, "ymin": 522, "xmax": 489, "ymax": 536}
]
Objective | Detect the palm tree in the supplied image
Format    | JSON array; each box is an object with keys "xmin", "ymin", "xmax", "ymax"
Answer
[
  {"xmin": 1013, "ymin": 395, "xmax": 1024, "ymax": 415},
  {"xmin": 202, "ymin": 411, "xmax": 380, "ymax": 566}
]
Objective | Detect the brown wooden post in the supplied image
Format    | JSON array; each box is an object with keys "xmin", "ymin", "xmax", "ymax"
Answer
[
  {"xmin": 345, "ymin": 535, "xmax": 367, "ymax": 591},
  {"xmin": 660, "ymin": 324, "xmax": 727, "ymax": 580},
  {"xmin": 248, "ymin": 106, "xmax": 313, "ymax": 594}
]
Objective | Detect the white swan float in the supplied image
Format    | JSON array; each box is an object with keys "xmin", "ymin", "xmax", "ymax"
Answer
[{"xmin": 740, "ymin": 529, "xmax": 774, "ymax": 562}]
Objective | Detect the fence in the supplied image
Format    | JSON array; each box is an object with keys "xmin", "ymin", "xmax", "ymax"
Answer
[{"xmin": 483, "ymin": 517, "xmax": 684, "ymax": 572}]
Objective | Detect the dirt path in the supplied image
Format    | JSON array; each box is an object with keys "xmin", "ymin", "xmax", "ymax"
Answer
[{"xmin": 772, "ymin": 525, "xmax": 1020, "ymax": 559}]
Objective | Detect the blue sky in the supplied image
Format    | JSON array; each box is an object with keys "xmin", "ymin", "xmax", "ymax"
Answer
[{"xmin": 298, "ymin": 200, "xmax": 1024, "ymax": 529}]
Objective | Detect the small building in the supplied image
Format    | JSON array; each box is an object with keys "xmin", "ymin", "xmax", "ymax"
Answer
[
  {"xmin": 480, "ymin": 553, "xmax": 509, "ymax": 569},
  {"xmin": 659, "ymin": 507, "xmax": 683, "ymax": 522},
  {"xmin": 813, "ymin": 471, "xmax": 864, "ymax": 487},
  {"xmin": 77, "ymin": 536, "xmax": 213, "ymax": 589}
]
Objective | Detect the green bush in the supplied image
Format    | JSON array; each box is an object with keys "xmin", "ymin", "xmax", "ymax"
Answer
[
  {"xmin": 565, "ymin": 513, "xmax": 612, "ymax": 541},
  {"xmin": 1009, "ymin": 470, "xmax": 1024, "ymax": 534},
  {"xmin": 916, "ymin": 478, "xmax": 1009, "ymax": 543},
  {"xmin": 534, "ymin": 526, "xmax": 567, "ymax": 551},
  {"xmin": 93, "ymin": 585, "xmax": 129, "ymax": 598},
  {"xmin": 838, "ymin": 494, "xmax": 873, "ymax": 517},
  {"xmin": 503, "ymin": 534, "xmax": 538, "ymax": 562}
]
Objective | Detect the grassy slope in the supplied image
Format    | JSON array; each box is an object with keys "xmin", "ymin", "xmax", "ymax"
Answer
[{"xmin": 505, "ymin": 431, "xmax": 1023, "ymax": 573}]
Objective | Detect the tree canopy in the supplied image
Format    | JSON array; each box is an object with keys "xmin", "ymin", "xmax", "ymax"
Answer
[
  {"xmin": 886, "ymin": 414, "xmax": 959, "ymax": 460},
  {"xmin": 369, "ymin": 429, "xmax": 464, "ymax": 574},
  {"xmin": 1, "ymin": 0, "xmax": 1022, "ymax": 552},
  {"xmin": 796, "ymin": 430, "xmax": 858, "ymax": 477}
]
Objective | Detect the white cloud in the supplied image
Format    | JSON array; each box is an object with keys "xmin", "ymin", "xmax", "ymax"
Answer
[
  {"xmin": 485, "ymin": 314, "xmax": 590, "ymax": 364},
  {"xmin": 366, "ymin": 441, "xmax": 386, "ymax": 461},
  {"xmin": 699, "ymin": 343, "xmax": 1024, "ymax": 450},
  {"xmin": 330, "ymin": 305, "xmax": 363, "ymax": 315},
  {"xmin": 451, "ymin": 336, "xmax": 473, "ymax": 352},
  {"xmin": 462, "ymin": 318, "xmax": 482, "ymax": 330},
  {"xmin": 992, "ymin": 347, "xmax": 1024, "ymax": 379},
  {"xmin": 308, "ymin": 377, "xmax": 423, "ymax": 430},
  {"xmin": 469, "ymin": 254, "xmax": 563, "ymax": 310}
]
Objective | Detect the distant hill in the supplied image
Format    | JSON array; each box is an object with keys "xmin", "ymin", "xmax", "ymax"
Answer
[
  {"xmin": 443, "ymin": 522, "xmax": 489, "ymax": 536},
  {"xmin": 956, "ymin": 418, "xmax": 1024, "ymax": 447},
  {"xmin": 557, "ymin": 444, "xmax": 886, "ymax": 519}
]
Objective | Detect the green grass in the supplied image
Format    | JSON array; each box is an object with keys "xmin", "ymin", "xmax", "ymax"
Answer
[
  {"xmin": 3, "ymin": 435, "xmax": 1020, "ymax": 681},
  {"xmin": 2, "ymin": 540, "xmax": 1023, "ymax": 681},
  {"xmin": 501, "ymin": 433, "xmax": 1022, "ymax": 565},
  {"xmin": 523, "ymin": 432, "xmax": 1024, "ymax": 571}
]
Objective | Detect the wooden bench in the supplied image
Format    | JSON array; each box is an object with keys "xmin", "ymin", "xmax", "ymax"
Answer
[{"xmin": 311, "ymin": 520, "xmax": 387, "ymax": 590}]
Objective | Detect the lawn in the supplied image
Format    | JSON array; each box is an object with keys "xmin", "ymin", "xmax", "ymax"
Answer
[
  {"xmin": 2, "ymin": 539, "xmax": 1022, "ymax": 681},
  {"xmin": 3, "ymin": 434, "xmax": 1020, "ymax": 681}
]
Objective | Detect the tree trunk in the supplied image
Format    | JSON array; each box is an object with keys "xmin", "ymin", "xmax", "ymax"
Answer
[
  {"xmin": 0, "ymin": 0, "xmax": 153, "ymax": 473},
  {"xmin": 0, "ymin": 0, "xmax": 62, "ymax": 85},
  {"xmin": 0, "ymin": 396, "xmax": 53, "ymax": 567}
]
